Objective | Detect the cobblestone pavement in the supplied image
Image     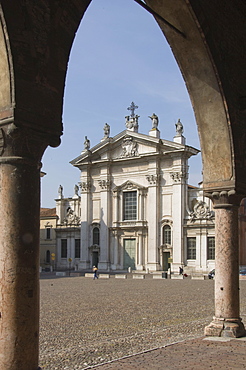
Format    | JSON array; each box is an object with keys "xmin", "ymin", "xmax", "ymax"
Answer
[{"xmin": 39, "ymin": 276, "xmax": 246, "ymax": 369}]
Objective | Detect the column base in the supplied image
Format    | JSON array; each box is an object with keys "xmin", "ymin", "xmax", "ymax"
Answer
[
  {"xmin": 136, "ymin": 265, "xmax": 144, "ymax": 271},
  {"xmin": 204, "ymin": 316, "xmax": 246, "ymax": 338}
]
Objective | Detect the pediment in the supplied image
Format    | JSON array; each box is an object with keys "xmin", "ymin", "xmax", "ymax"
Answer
[
  {"xmin": 71, "ymin": 130, "xmax": 199, "ymax": 167},
  {"xmin": 113, "ymin": 180, "xmax": 146, "ymax": 192}
]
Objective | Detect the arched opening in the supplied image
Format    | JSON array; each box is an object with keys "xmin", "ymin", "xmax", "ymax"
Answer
[
  {"xmin": 41, "ymin": 0, "xmax": 202, "ymax": 206},
  {"xmin": 0, "ymin": 1, "xmax": 246, "ymax": 368}
]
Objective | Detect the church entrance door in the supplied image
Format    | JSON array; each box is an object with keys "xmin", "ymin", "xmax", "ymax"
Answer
[
  {"xmin": 92, "ymin": 252, "xmax": 99, "ymax": 267},
  {"xmin": 123, "ymin": 239, "xmax": 136, "ymax": 270},
  {"xmin": 163, "ymin": 251, "xmax": 170, "ymax": 271}
]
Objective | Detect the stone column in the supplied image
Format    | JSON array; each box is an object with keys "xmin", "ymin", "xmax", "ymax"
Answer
[
  {"xmin": 0, "ymin": 125, "xmax": 48, "ymax": 369},
  {"xmin": 204, "ymin": 191, "xmax": 246, "ymax": 337}
]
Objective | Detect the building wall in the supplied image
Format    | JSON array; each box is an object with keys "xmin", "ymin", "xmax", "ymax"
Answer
[{"xmin": 40, "ymin": 216, "xmax": 57, "ymax": 270}]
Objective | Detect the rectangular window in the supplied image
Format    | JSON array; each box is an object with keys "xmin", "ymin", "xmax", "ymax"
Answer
[
  {"xmin": 46, "ymin": 228, "xmax": 51, "ymax": 240},
  {"xmin": 123, "ymin": 191, "xmax": 137, "ymax": 220},
  {"xmin": 61, "ymin": 239, "xmax": 67, "ymax": 259},
  {"xmin": 207, "ymin": 237, "xmax": 215, "ymax": 260},
  {"xmin": 75, "ymin": 239, "xmax": 80, "ymax": 259},
  {"xmin": 187, "ymin": 237, "xmax": 196, "ymax": 259}
]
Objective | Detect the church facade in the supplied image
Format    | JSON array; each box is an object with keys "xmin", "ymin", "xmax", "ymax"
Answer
[{"xmin": 53, "ymin": 104, "xmax": 216, "ymax": 274}]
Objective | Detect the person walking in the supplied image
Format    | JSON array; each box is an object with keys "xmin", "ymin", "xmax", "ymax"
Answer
[{"xmin": 93, "ymin": 265, "xmax": 98, "ymax": 279}]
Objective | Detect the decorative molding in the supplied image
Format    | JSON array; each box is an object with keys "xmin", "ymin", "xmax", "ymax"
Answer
[
  {"xmin": 113, "ymin": 180, "xmax": 147, "ymax": 193},
  {"xmin": 62, "ymin": 207, "xmax": 81, "ymax": 226},
  {"xmin": 79, "ymin": 181, "xmax": 91, "ymax": 192},
  {"xmin": 170, "ymin": 171, "xmax": 185, "ymax": 183},
  {"xmin": 121, "ymin": 137, "xmax": 138, "ymax": 158},
  {"xmin": 121, "ymin": 180, "xmax": 136, "ymax": 190},
  {"xmin": 89, "ymin": 245, "xmax": 100, "ymax": 253},
  {"xmin": 146, "ymin": 174, "xmax": 159, "ymax": 184},
  {"xmin": 161, "ymin": 219, "xmax": 173, "ymax": 226},
  {"xmin": 98, "ymin": 179, "xmax": 111, "ymax": 190},
  {"xmin": 189, "ymin": 201, "xmax": 214, "ymax": 221}
]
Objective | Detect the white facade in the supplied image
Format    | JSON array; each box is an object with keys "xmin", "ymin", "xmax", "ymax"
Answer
[{"xmin": 55, "ymin": 109, "xmax": 215, "ymax": 274}]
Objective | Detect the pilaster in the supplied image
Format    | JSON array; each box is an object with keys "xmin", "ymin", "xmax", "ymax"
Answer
[
  {"xmin": 146, "ymin": 171, "xmax": 160, "ymax": 271},
  {"xmin": 79, "ymin": 174, "xmax": 91, "ymax": 269},
  {"xmin": 170, "ymin": 165, "xmax": 187, "ymax": 273},
  {"xmin": 98, "ymin": 172, "xmax": 111, "ymax": 270}
]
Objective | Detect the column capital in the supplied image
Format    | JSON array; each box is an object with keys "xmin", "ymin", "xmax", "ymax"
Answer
[
  {"xmin": 204, "ymin": 189, "xmax": 244, "ymax": 208},
  {"xmin": 0, "ymin": 121, "xmax": 52, "ymax": 165}
]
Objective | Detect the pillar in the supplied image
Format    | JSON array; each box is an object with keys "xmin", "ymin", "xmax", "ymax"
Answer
[
  {"xmin": 204, "ymin": 191, "xmax": 246, "ymax": 337},
  {"xmin": 0, "ymin": 125, "xmax": 48, "ymax": 369}
]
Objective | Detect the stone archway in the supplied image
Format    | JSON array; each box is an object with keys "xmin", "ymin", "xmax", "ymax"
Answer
[{"xmin": 0, "ymin": 1, "xmax": 246, "ymax": 368}]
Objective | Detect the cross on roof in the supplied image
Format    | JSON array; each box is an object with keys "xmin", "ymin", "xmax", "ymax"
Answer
[{"xmin": 127, "ymin": 102, "xmax": 138, "ymax": 117}]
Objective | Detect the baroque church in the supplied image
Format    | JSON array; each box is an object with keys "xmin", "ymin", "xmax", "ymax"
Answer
[{"xmin": 49, "ymin": 103, "xmax": 217, "ymax": 275}]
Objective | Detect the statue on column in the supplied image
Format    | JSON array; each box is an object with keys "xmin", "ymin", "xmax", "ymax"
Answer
[
  {"xmin": 58, "ymin": 184, "xmax": 63, "ymax": 199},
  {"xmin": 175, "ymin": 119, "xmax": 183, "ymax": 136},
  {"xmin": 149, "ymin": 113, "xmax": 159, "ymax": 129},
  {"xmin": 103, "ymin": 123, "xmax": 110, "ymax": 138}
]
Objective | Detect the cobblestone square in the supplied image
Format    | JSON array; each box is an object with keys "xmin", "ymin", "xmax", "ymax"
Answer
[{"xmin": 39, "ymin": 276, "xmax": 246, "ymax": 369}]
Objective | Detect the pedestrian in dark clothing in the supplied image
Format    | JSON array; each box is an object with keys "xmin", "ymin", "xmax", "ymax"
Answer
[{"xmin": 93, "ymin": 266, "xmax": 98, "ymax": 279}]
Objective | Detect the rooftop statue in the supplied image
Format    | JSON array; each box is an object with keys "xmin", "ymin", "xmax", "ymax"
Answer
[
  {"xmin": 175, "ymin": 119, "xmax": 183, "ymax": 136},
  {"xmin": 74, "ymin": 184, "xmax": 79, "ymax": 196},
  {"xmin": 84, "ymin": 136, "xmax": 90, "ymax": 150},
  {"xmin": 149, "ymin": 113, "xmax": 159, "ymax": 129},
  {"xmin": 58, "ymin": 184, "xmax": 63, "ymax": 199},
  {"xmin": 103, "ymin": 123, "xmax": 110, "ymax": 138}
]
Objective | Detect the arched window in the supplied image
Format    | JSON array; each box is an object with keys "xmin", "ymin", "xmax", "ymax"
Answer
[
  {"xmin": 93, "ymin": 227, "xmax": 100, "ymax": 245},
  {"xmin": 163, "ymin": 225, "xmax": 171, "ymax": 245}
]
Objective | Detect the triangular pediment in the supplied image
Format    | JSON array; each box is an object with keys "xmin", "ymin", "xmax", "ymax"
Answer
[
  {"xmin": 70, "ymin": 130, "xmax": 199, "ymax": 168},
  {"xmin": 113, "ymin": 180, "xmax": 146, "ymax": 192}
]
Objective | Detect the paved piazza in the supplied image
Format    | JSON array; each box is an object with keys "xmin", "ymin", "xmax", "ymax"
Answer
[{"xmin": 39, "ymin": 276, "xmax": 246, "ymax": 369}]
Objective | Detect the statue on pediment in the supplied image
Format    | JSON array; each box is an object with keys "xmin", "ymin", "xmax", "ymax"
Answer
[{"xmin": 84, "ymin": 136, "xmax": 90, "ymax": 150}]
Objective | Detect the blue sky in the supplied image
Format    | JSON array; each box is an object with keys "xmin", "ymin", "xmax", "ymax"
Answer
[{"xmin": 41, "ymin": 0, "xmax": 202, "ymax": 207}]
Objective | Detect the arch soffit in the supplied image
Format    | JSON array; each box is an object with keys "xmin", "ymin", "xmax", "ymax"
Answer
[{"xmin": 145, "ymin": 0, "xmax": 237, "ymax": 192}]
